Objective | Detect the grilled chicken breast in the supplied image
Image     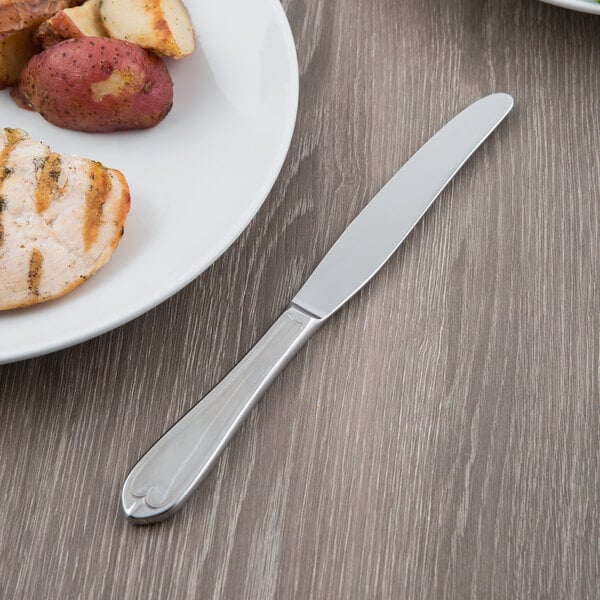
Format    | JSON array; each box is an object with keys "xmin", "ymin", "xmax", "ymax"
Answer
[{"xmin": 0, "ymin": 127, "xmax": 130, "ymax": 309}]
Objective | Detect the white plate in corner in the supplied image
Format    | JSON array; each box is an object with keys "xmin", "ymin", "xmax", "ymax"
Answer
[
  {"xmin": 540, "ymin": 0, "xmax": 600, "ymax": 14},
  {"xmin": 0, "ymin": 0, "xmax": 299, "ymax": 364}
]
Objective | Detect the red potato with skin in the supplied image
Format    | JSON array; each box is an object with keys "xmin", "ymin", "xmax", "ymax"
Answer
[{"xmin": 12, "ymin": 37, "xmax": 173, "ymax": 132}]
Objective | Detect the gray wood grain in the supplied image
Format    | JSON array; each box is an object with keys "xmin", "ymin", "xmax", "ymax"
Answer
[{"xmin": 0, "ymin": 0, "xmax": 599, "ymax": 598}]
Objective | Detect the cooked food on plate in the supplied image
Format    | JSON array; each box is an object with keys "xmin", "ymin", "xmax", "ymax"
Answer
[
  {"xmin": 99, "ymin": 0, "xmax": 195, "ymax": 59},
  {"xmin": 0, "ymin": 0, "xmax": 79, "ymax": 35},
  {"xmin": 0, "ymin": 0, "xmax": 81, "ymax": 89},
  {"xmin": 0, "ymin": 0, "xmax": 196, "ymax": 309},
  {"xmin": 0, "ymin": 128, "xmax": 130, "ymax": 310},
  {"xmin": 0, "ymin": 27, "xmax": 38, "ymax": 89},
  {"xmin": 2, "ymin": 0, "xmax": 195, "ymax": 130},
  {"xmin": 33, "ymin": 0, "xmax": 195, "ymax": 58},
  {"xmin": 33, "ymin": 0, "xmax": 107, "ymax": 48},
  {"xmin": 12, "ymin": 37, "xmax": 174, "ymax": 132}
]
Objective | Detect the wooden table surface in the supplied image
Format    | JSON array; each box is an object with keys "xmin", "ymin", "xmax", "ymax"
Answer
[{"xmin": 1, "ymin": 0, "xmax": 599, "ymax": 598}]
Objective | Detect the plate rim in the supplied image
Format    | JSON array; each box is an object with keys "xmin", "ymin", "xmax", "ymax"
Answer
[
  {"xmin": 539, "ymin": 0, "xmax": 600, "ymax": 14},
  {"xmin": 0, "ymin": 0, "xmax": 300, "ymax": 365}
]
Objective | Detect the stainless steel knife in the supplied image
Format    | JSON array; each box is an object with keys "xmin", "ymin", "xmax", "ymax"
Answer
[{"xmin": 121, "ymin": 93, "xmax": 514, "ymax": 523}]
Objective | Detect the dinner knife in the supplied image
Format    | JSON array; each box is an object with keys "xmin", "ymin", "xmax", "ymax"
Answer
[{"xmin": 121, "ymin": 93, "xmax": 514, "ymax": 523}]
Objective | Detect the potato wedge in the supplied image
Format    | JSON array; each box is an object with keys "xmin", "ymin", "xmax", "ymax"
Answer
[
  {"xmin": 34, "ymin": 0, "xmax": 107, "ymax": 48},
  {"xmin": 0, "ymin": 0, "xmax": 82, "ymax": 35},
  {"xmin": 0, "ymin": 28, "xmax": 38, "ymax": 89},
  {"xmin": 99, "ymin": 0, "xmax": 195, "ymax": 59}
]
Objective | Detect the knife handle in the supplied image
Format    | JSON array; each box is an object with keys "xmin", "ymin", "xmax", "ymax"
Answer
[{"xmin": 121, "ymin": 304, "xmax": 322, "ymax": 523}]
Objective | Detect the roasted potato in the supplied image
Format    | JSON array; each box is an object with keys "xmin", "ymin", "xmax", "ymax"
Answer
[
  {"xmin": 0, "ymin": 0, "xmax": 82, "ymax": 35},
  {"xmin": 99, "ymin": 0, "xmax": 195, "ymax": 59},
  {"xmin": 12, "ymin": 37, "xmax": 173, "ymax": 132},
  {"xmin": 33, "ymin": 0, "xmax": 107, "ymax": 48},
  {"xmin": 0, "ymin": 28, "xmax": 38, "ymax": 89},
  {"xmin": 0, "ymin": 0, "xmax": 83, "ymax": 87}
]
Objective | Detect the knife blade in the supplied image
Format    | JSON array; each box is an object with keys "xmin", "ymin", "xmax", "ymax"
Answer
[
  {"xmin": 293, "ymin": 93, "xmax": 514, "ymax": 318},
  {"xmin": 121, "ymin": 93, "xmax": 514, "ymax": 523}
]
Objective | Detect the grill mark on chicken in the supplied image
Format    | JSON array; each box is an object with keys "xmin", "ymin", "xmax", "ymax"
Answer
[
  {"xmin": 83, "ymin": 161, "xmax": 112, "ymax": 251},
  {"xmin": 0, "ymin": 129, "xmax": 25, "ymax": 178},
  {"xmin": 34, "ymin": 152, "xmax": 63, "ymax": 213},
  {"xmin": 0, "ymin": 129, "xmax": 25, "ymax": 190},
  {"xmin": 0, "ymin": 128, "xmax": 26, "ymax": 248},
  {"xmin": 0, "ymin": 195, "xmax": 5, "ymax": 245},
  {"xmin": 28, "ymin": 247, "xmax": 43, "ymax": 297}
]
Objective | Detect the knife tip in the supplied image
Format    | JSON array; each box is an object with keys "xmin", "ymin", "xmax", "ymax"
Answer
[{"xmin": 489, "ymin": 92, "xmax": 515, "ymax": 112}]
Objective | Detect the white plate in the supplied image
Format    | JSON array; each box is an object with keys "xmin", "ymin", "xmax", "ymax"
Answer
[
  {"xmin": 540, "ymin": 0, "xmax": 600, "ymax": 14},
  {"xmin": 0, "ymin": 0, "xmax": 299, "ymax": 364}
]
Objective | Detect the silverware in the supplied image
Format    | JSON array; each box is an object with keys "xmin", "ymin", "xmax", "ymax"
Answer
[{"xmin": 121, "ymin": 93, "xmax": 514, "ymax": 523}]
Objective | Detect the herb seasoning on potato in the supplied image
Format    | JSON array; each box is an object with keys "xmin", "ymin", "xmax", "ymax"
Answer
[{"xmin": 12, "ymin": 36, "xmax": 174, "ymax": 133}]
